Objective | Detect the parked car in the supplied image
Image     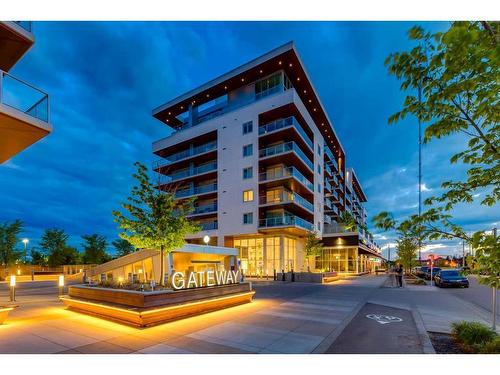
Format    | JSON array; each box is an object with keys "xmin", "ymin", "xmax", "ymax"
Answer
[
  {"xmin": 416, "ymin": 266, "xmax": 429, "ymax": 278},
  {"xmin": 434, "ymin": 269, "xmax": 469, "ymax": 288},
  {"xmin": 424, "ymin": 267, "xmax": 441, "ymax": 280}
]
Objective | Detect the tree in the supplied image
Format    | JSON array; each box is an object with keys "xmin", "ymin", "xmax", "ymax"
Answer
[
  {"xmin": 40, "ymin": 228, "xmax": 71, "ymax": 267},
  {"xmin": 386, "ymin": 22, "xmax": 500, "ymax": 211},
  {"xmin": 112, "ymin": 162, "xmax": 199, "ymax": 286},
  {"xmin": 81, "ymin": 234, "xmax": 110, "ymax": 264},
  {"xmin": 30, "ymin": 247, "xmax": 48, "ymax": 266},
  {"xmin": 304, "ymin": 230, "xmax": 323, "ymax": 272},
  {"xmin": 112, "ymin": 238, "xmax": 135, "ymax": 258},
  {"xmin": 338, "ymin": 211, "xmax": 358, "ymax": 232},
  {"xmin": 395, "ymin": 236, "xmax": 419, "ymax": 274},
  {"xmin": 0, "ymin": 220, "xmax": 23, "ymax": 266},
  {"xmin": 61, "ymin": 246, "xmax": 81, "ymax": 265},
  {"xmin": 471, "ymin": 231, "xmax": 500, "ymax": 289}
]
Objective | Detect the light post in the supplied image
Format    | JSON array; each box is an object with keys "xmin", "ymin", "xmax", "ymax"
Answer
[
  {"xmin": 10, "ymin": 275, "xmax": 16, "ymax": 302},
  {"xmin": 462, "ymin": 241, "xmax": 466, "ymax": 268},
  {"xmin": 22, "ymin": 238, "xmax": 29, "ymax": 263},
  {"xmin": 58, "ymin": 275, "xmax": 65, "ymax": 296}
]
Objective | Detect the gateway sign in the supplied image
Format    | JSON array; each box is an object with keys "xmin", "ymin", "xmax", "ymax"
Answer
[{"xmin": 171, "ymin": 270, "xmax": 240, "ymax": 290}]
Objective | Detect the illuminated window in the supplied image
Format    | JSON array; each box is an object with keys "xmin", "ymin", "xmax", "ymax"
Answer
[{"xmin": 243, "ymin": 190, "xmax": 254, "ymax": 202}]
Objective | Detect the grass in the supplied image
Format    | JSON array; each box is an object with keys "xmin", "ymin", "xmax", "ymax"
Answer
[{"xmin": 451, "ymin": 321, "xmax": 499, "ymax": 353}]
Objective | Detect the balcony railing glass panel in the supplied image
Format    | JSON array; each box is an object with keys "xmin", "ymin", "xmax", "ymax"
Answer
[
  {"xmin": 259, "ymin": 167, "xmax": 313, "ymax": 192},
  {"xmin": 155, "ymin": 141, "xmax": 217, "ymax": 168},
  {"xmin": 259, "ymin": 215, "xmax": 313, "ymax": 231},
  {"xmin": 259, "ymin": 190, "xmax": 313, "ymax": 212},
  {"xmin": 191, "ymin": 202, "xmax": 218, "ymax": 215},
  {"xmin": 259, "ymin": 116, "xmax": 313, "ymax": 150},
  {"xmin": 14, "ymin": 21, "xmax": 32, "ymax": 32},
  {"xmin": 199, "ymin": 221, "xmax": 218, "ymax": 231},
  {"xmin": 159, "ymin": 161, "xmax": 217, "ymax": 184},
  {"xmin": 259, "ymin": 142, "xmax": 313, "ymax": 170},
  {"xmin": 0, "ymin": 71, "xmax": 49, "ymax": 123},
  {"xmin": 175, "ymin": 183, "xmax": 217, "ymax": 198}
]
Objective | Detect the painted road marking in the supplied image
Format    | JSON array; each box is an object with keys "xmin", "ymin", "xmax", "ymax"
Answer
[{"xmin": 366, "ymin": 314, "xmax": 403, "ymax": 324}]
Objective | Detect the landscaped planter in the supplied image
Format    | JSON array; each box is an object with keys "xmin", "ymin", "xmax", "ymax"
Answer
[
  {"xmin": 276, "ymin": 271, "xmax": 339, "ymax": 283},
  {"xmin": 60, "ymin": 282, "xmax": 255, "ymax": 327},
  {"xmin": 0, "ymin": 306, "xmax": 16, "ymax": 324}
]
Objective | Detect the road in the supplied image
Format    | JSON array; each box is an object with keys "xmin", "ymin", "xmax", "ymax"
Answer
[{"xmin": 440, "ymin": 275, "xmax": 499, "ymax": 319}]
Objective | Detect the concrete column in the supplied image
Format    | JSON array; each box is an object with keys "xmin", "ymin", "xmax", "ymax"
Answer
[
  {"xmin": 167, "ymin": 252, "xmax": 174, "ymax": 274},
  {"xmin": 355, "ymin": 249, "xmax": 359, "ymax": 274},
  {"xmin": 279, "ymin": 235, "xmax": 285, "ymax": 271},
  {"xmin": 262, "ymin": 238, "xmax": 268, "ymax": 276},
  {"xmin": 188, "ymin": 104, "xmax": 198, "ymax": 127}
]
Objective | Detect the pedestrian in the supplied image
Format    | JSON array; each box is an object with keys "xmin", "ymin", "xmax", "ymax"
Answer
[{"xmin": 395, "ymin": 262, "xmax": 404, "ymax": 288}]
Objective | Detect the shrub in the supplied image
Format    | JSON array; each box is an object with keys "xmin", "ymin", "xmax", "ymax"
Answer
[
  {"xmin": 479, "ymin": 337, "xmax": 500, "ymax": 354},
  {"xmin": 413, "ymin": 279, "xmax": 427, "ymax": 285},
  {"xmin": 451, "ymin": 321, "xmax": 497, "ymax": 352}
]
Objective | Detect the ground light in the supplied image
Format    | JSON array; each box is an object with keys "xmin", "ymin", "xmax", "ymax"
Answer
[{"xmin": 58, "ymin": 275, "xmax": 64, "ymax": 296}]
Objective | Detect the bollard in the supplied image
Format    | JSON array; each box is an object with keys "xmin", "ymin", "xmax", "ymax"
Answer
[
  {"xmin": 10, "ymin": 275, "xmax": 16, "ymax": 302},
  {"xmin": 58, "ymin": 275, "xmax": 65, "ymax": 296},
  {"xmin": 291, "ymin": 269, "xmax": 295, "ymax": 282},
  {"xmin": 273, "ymin": 269, "xmax": 276, "ymax": 281},
  {"xmin": 281, "ymin": 269, "xmax": 285, "ymax": 282}
]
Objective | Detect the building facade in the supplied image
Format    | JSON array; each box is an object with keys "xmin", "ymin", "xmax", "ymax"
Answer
[
  {"xmin": 0, "ymin": 21, "xmax": 51, "ymax": 163},
  {"xmin": 151, "ymin": 42, "xmax": 381, "ymax": 276}
]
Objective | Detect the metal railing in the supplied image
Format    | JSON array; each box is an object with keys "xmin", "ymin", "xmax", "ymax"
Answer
[
  {"xmin": 259, "ymin": 166, "xmax": 313, "ymax": 192},
  {"xmin": 159, "ymin": 161, "xmax": 217, "ymax": 184},
  {"xmin": 259, "ymin": 189, "xmax": 313, "ymax": 212},
  {"xmin": 259, "ymin": 141, "xmax": 313, "ymax": 170},
  {"xmin": 175, "ymin": 183, "xmax": 217, "ymax": 198},
  {"xmin": 259, "ymin": 116, "xmax": 313, "ymax": 150},
  {"xmin": 154, "ymin": 141, "xmax": 217, "ymax": 169},
  {"xmin": 259, "ymin": 215, "xmax": 313, "ymax": 231},
  {"xmin": 0, "ymin": 70, "xmax": 49, "ymax": 123},
  {"xmin": 14, "ymin": 21, "xmax": 32, "ymax": 32}
]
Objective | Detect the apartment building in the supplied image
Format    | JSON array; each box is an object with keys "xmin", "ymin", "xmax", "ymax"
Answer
[
  {"xmin": 152, "ymin": 42, "xmax": 381, "ymax": 276},
  {"xmin": 0, "ymin": 21, "xmax": 51, "ymax": 163}
]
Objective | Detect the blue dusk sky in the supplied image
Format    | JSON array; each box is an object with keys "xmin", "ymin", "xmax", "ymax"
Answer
[{"xmin": 1, "ymin": 21, "xmax": 497, "ymax": 258}]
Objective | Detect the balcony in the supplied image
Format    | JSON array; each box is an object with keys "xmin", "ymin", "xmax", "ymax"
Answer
[
  {"xmin": 154, "ymin": 140, "xmax": 217, "ymax": 169},
  {"xmin": 0, "ymin": 70, "xmax": 51, "ymax": 163},
  {"xmin": 259, "ymin": 214, "xmax": 313, "ymax": 233},
  {"xmin": 175, "ymin": 183, "xmax": 217, "ymax": 199},
  {"xmin": 259, "ymin": 141, "xmax": 313, "ymax": 171},
  {"xmin": 157, "ymin": 161, "xmax": 217, "ymax": 185},
  {"xmin": 259, "ymin": 116, "xmax": 313, "ymax": 150},
  {"xmin": 259, "ymin": 189, "xmax": 313, "ymax": 213},
  {"xmin": 0, "ymin": 21, "xmax": 34, "ymax": 72},
  {"xmin": 198, "ymin": 221, "xmax": 218, "ymax": 231},
  {"xmin": 188, "ymin": 202, "xmax": 218, "ymax": 217},
  {"xmin": 259, "ymin": 166, "xmax": 314, "ymax": 193}
]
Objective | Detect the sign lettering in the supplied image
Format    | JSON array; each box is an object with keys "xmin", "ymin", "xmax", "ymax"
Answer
[{"xmin": 171, "ymin": 270, "xmax": 240, "ymax": 290}]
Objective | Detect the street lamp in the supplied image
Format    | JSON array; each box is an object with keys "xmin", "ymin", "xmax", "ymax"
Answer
[
  {"xmin": 58, "ymin": 275, "xmax": 65, "ymax": 296},
  {"xmin": 10, "ymin": 275, "xmax": 16, "ymax": 301},
  {"xmin": 22, "ymin": 238, "xmax": 29, "ymax": 263},
  {"xmin": 203, "ymin": 235, "xmax": 210, "ymax": 245}
]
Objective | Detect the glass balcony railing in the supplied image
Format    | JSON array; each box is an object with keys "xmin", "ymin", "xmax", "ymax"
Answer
[
  {"xmin": 259, "ymin": 189, "xmax": 313, "ymax": 212},
  {"xmin": 159, "ymin": 161, "xmax": 217, "ymax": 184},
  {"xmin": 324, "ymin": 180, "xmax": 333, "ymax": 192},
  {"xmin": 190, "ymin": 202, "xmax": 218, "ymax": 215},
  {"xmin": 259, "ymin": 116, "xmax": 313, "ymax": 150},
  {"xmin": 14, "ymin": 21, "xmax": 32, "ymax": 32},
  {"xmin": 259, "ymin": 215, "xmax": 313, "ymax": 231},
  {"xmin": 259, "ymin": 141, "xmax": 313, "ymax": 170},
  {"xmin": 199, "ymin": 221, "xmax": 218, "ymax": 231},
  {"xmin": 259, "ymin": 166, "xmax": 313, "ymax": 192},
  {"xmin": 175, "ymin": 183, "xmax": 217, "ymax": 198},
  {"xmin": 0, "ymin": 70, "xmax": 49, "ymax": 123},
  {"xmin": 155, "ymin": 141, "xmax": 217, "ymax": 169}
]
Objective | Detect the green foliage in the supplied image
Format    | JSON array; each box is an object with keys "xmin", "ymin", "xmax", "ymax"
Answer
[
  {"xmin": 112, "ymin": 238, "xmax": 136, "ymax": 258},
  {"xmin": 40, "ymin": 228, "xmax": 72, "ymax": 267},
  {"xmin": 60, "ymin": 246, "xmax": 81, "ymax": 265},
  {"xmin": 81, "ymin": 234, "xmax": 110, "ymax": 264},
  {"xmin": 304, "ymin": 231, "xmax": 323, "ymax": 259},
  {"xmin": 338, "ymin": 211, "xmax": 358, "ymax": 232},
  {"xmin": 386, "ymin": 22, "xmax": 500, "ymax": 210},
  {"xmin": 396, "ymin": 236, "xmax": 419, "ymax": 272},
  {"xmin": 0, "ymin": 220, "xmax": 23, "ymax": 266},
  {"xmin": 479, "ymin": 336, "xmax": 500, "ymax": 354},
  {"xmin": 471, "ymin": 231, "xmax": 500, "ymax": 288},
  {"xmin": 30, "ymin": 247, "xmax": 47, "ymax": 266},
  {"xmin": 451, "ymin": 321, "xmax": 498, "ymax": 353},
  {"xmin": 112, "ymin": 162, "xmax": 200, "ymax": 285}
]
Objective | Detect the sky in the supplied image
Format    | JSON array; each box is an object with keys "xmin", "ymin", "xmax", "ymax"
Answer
[{"xmin": 1, "ymin": 21, "xmax": 498, "ymax": 258}]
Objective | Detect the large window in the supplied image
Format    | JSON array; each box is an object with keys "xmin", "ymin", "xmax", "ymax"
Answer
[
  {"xmin": 243, "ymin": 144, "xmax": 253, "ymax": 157},
  {"xmin": 284, "ymin": 237, "xmax": 297, "ymax": 271},
  {"xmin": 243, "ymin": 167, "xmax": 253, "ymax": 179},
  {"xmin": 255, "ymin": 72, "xmax": 283, "ymax": 99},
  {"xmin": 243, "ymin": 212, "xmax": 253, "ymax": 224},
  {"xmin": 242, "ymin": 121, "xmax": 253, "ymax": 134},
  {"xmin": 266, "ymin": 237, "xmax": 281, "ymax": 274},
  {"xmin": 234, "ymin": 238, "xmax": 264, "ymax": 276}
]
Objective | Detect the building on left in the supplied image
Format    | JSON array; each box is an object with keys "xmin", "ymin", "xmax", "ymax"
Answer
[{"xmin": 0, "ymin": 21, "xmax": 51, "ymax": 163}]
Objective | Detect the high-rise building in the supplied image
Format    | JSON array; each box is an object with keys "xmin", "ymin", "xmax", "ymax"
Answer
[
  {"xmin": 0, "ymin": 21, "xmax": 51, "ymax": 163},
  {"xmin": 151, "ymin": 42, "xmax": 381, "ymax": 276}
]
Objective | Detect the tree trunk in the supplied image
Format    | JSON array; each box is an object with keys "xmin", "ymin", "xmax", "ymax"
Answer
[{"xmin": 159, "ymin": 245, "xmax": 165, "ymax": 286}]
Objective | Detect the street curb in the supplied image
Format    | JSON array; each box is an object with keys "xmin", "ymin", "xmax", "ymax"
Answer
[
  {"xmin": 411, "ymin": 308, "xmax": 436, "ymax": 354},
  {"xmin": 311, "ymin": 275, "xmax": 388, "ymax": 354}
]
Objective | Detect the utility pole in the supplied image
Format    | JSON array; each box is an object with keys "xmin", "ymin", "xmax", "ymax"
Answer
[
  {"xmin": 418, "ymin": 85, "xmax": 423, "ymax": 263},
  {"xmin": 493, "ymin": 228, "xmax": 497, "ymax": 331},
  {"xmin": 462, "ymin": 241, "xmax": 465, "ymax": 268}
]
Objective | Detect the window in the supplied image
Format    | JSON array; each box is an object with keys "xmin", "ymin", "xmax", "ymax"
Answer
[
  {"xmin": 243, "ymin": 144, "xmax": 253, "ymax": 157},
  {"xmin": 317, "ymin": 164, "xmax": 321, "ymax": 174},
  {"xmin": 243, "ymin": 190, "xmax": 254, "ymax": 202},
  {"xmin": 317, "ymin": 144, "xmax": 321, "ymax": 156},
  {"xmin": 242, "ymin": 121, "xmax": 253, "ymax": 134},
  {"xmin": 317, "ymin": 222, "xmax": 321, "ymax": 231},
  {"xmin": 243, "ymin": 212, "xmax": 253, "ymax": 224},
  {"xmin": 243, "ymin": 167, "xmax": 253, "ymax": 179},
  {"xmin": 317, "ymin": 183, "xmax": 321, "ymax": 193}
]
